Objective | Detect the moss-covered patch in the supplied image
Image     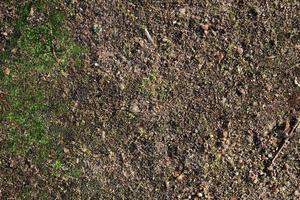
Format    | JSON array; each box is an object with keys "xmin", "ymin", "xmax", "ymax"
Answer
[{"xmin": 0, "ymin": 0, "xmax": 82, "ymax": 197}]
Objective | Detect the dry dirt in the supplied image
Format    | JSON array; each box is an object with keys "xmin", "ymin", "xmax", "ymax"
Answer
[{"xmin": 1, "ymin": 0, "xmax": 300, "ymax": 199}]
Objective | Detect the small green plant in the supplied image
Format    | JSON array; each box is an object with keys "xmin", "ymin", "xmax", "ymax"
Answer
[
  {"xmin": 66, "ymin": 167, "xmax": 81, "ymax": 178},
  {"xmin": 52, "ymin": 160, "xmax": 62, "ymax": 170}
]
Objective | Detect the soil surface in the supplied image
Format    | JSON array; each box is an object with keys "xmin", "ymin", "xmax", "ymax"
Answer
[{"xmin": 1, "ymin": 0, "xmax": 300, "ymax": 199}]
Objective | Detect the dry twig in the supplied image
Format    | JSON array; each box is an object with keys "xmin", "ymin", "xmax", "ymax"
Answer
[
  {"xmin": 143, "ymin": 26, "xmax": 155, "ymax": 46},
  {"xmin": 268, "ymin": 118, "xmax": 300, "ymax": 170}
]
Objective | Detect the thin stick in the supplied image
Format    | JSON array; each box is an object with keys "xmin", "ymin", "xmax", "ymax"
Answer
[
  {"xmin": 268, "ymin": 119, "xmax": 300, "ymax": 169},
  {"xmin": 143, "ymin": 26, "xmax": 155, "ymax": 46}
]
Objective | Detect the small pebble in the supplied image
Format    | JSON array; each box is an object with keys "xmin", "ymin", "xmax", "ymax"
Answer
[
  {"xmin": 131, "ymin": 103, "xmax": 140, "ymax": 113},
  {"xmin": 120, "ymin": 83, "xmax": 125, "ymax": 90},
  {"xmin": 179, "ymin": 8, "xmax": 186, "ymax": 16},
  {"xmin": 63, "ymin": 148, "xmax": 70, "ymax": 154},
  {"xmin": 237, "ymin": 47, "xmax": 244, "ymax": 55},
  {"xmin": 197, "ymin": 192, "xmax": 203, "ymax": 197}
]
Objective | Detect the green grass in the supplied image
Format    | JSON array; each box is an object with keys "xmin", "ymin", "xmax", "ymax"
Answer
[{"xmin": 0, "ymin": 0, "xmax": 82, "ymax": 171}]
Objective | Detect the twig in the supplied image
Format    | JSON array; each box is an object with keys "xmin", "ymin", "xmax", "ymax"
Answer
[
  {"xmin": 143, "ymin": 26, "xmax": 155, "ymax": 46},
  {"xmin": 268, "ymin": 119, "xmax": 300, "ymax": 170}
]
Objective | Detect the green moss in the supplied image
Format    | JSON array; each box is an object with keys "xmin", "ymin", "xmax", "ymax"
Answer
[
  {"xmin": 0, "ymin": 0, "xmax": 82, "ymax": 166},
  {"xmin": 52, "ymin": 159, "xmax": 63, "ymax": 170},
  {"xmin": 66, "ymin": 167, "xmax": 82, "ymax": 178}
]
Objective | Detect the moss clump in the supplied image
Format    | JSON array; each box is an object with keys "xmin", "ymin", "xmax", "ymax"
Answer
[{"xmin": 0, "ymin": 0, "xmax": 81, "ymax": 167}]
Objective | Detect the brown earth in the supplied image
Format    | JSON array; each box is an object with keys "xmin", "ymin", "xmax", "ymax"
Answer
[{"xmin": 1, "ymin": 0, "xmax": 300, "ymax": 199}]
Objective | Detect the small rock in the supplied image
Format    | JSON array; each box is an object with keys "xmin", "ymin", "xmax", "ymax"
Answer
[
  {"xmin": 197, "ymin": 192, "xmax": 203, "ymax": 197},
  {"xmin": 179, "ymin": 8, "xmax": 186, "ymax": 16},
  {"xmin": 63, "ymin": 148, "xmax": 70, "ymax": 154},
  {"xmin": 237, "ymin": 46, "xmax": 244, "ymax": 55},
  {"xmin": 165, "ymin": 181, "xmax": 170, "ymax": 189},
  {"xmin": 131, "ymin": 103, "xmax": 140, "ymax": 113},
  {"xmin": 120, "ymin": 83, "xmax": 125, "ymax": 90},
  {"xmin": 221, "ymin": 97, "xmax": 227, "ymax": 105}
]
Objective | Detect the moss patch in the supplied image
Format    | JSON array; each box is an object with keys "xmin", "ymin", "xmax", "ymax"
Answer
[{"xmin": 0, "ymin": 0, "xmax": 82, "ymax": 192}]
